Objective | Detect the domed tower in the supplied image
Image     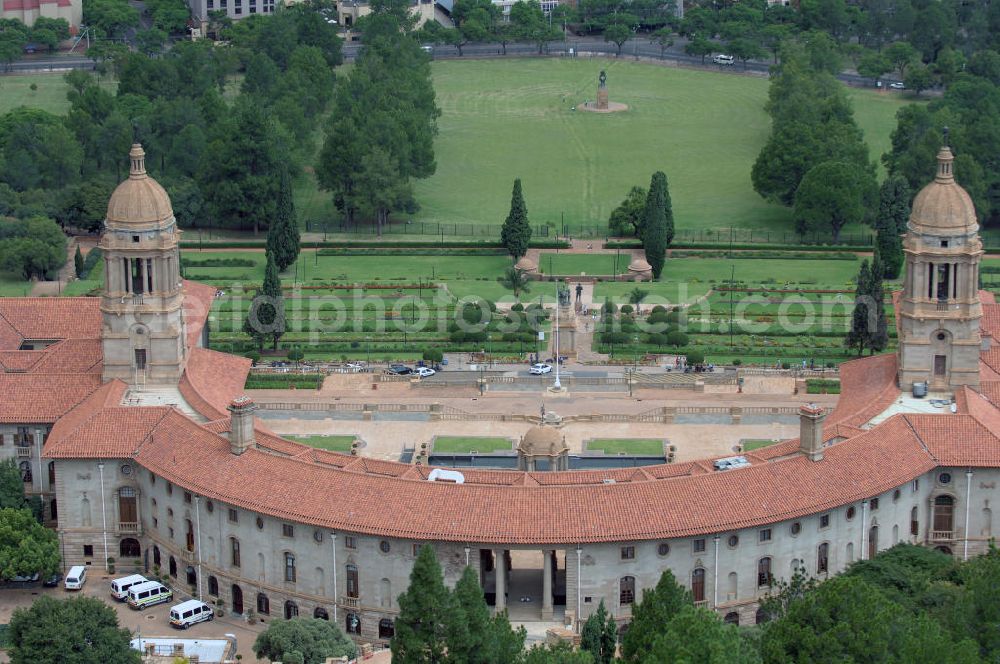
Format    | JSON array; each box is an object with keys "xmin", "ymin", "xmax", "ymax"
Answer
[
  {"xmin": 898, "ymin": 139, "xmax": 982, "ymax": 392},
  {"xmin": 100, "ymin": 144, "xmax": 186, "ymax": 386}
]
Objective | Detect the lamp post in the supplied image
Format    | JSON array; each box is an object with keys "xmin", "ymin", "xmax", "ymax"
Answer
[
  {"xmin": 97, "ymin": 462, "xmax": 108, "ymax": 572},
  {"xmin": 553, "ymin": 283, "xmax": 561, "ymax": 389},
  {"xmin": 366, "ymin": 336, "xmax": 371, "ymax": 365}
]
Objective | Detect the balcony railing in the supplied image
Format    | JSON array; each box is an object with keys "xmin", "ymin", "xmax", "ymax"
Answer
[
  {"xmin": 693, "ymin": 600, "xmax": 708, "ymax": 608},
  {"xmin": 340, "ymin": 596, "xmax": 360, "ymax": 609},
  {"xmin": 117, "ymin": 522, "xmax": 140, "ymax": 534},
  {"xmin": 16, "ymin": 446, "xmax": 31, "ymax": 458},
  {"xmin": 936, "ymin": 298, "xmax": 949, "ymax": 311},
  {"xmin": 931, "ymin": 530, "xmax": 954, "ymax": 541}
]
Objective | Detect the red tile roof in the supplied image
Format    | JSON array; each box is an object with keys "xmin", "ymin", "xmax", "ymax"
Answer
[
  {"xmin": 982, "ymin": 303, "xmax": 1000, "ymax": 338},
  {"xmin": 0, "ymin": 373, "xmax": 103, "ymax": 423},
  {"xmin": 0, "ymin": 298, "xmax": 101, "ymax": 349},
  {"xmin": 178, "ymin": 348, "xmax": 251, "ymax": 421},
  {"xmin": 182, "ymin": 280, "xmax": 217, "ymax": 350}
]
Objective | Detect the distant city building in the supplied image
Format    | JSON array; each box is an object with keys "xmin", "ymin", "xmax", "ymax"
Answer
[{"xmin": 1, "ymin": 0, "xmax": 81, "ymax": 31}]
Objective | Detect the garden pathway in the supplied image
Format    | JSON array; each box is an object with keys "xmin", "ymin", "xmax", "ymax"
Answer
[{"xmin": 29, "ymin": 236, "xmax": 80, "ymax": 296}]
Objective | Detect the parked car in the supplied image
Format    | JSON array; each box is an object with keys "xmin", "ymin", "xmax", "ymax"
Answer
[
  {"xmin": 889, "ymin": 81, "xmax": 905, "ymax": 89},
  {"xmin": 43, "ymin": 573, "xmax": 63, "ymax": 587},
  {"xmin": 388, "ymin": 365, "xmax": 413, "ymax": 375},
  {"xmin": 344, "ymin": 362, "xmax": 367, "ymax": 373},
  {"xmin": 8, "ymin": 572, "xmax": 40, "ymax": 586},
  {"xmin": 530, "ymin": 363, "xmax": 552, "ymax": 375},
  {"xmin": 416, "ymin": 367, "xmax": 436, "ymax": 378},
  {"xmin": 169, "ymin": 600, "xmax": 215, "ymax": 629}
]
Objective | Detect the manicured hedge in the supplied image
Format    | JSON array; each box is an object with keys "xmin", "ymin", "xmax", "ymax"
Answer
[
  {"xmin": 243, "ymin": 373, "xmax": 324, "ymax": 389},
  {"xmin": 181, "ymin": 239, "xmax": 569, "ymax": 250}
]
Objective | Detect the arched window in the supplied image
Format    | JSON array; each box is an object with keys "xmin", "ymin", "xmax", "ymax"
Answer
[
  {"xmin": 691, "ymin": 568, "xmax": 705, "ymax": 602},
  {"xmin": 379, "ymin": 618, "xmax": 395, "ymax": 639},
  {"xmin": 868, "ymin": 525, "xmax": 879, "ymax": 559},
  {"xmin": 19, "ymin": 461, "xmax": 31, "ymax": 483},
  {"xmin": 755, "ymin": 607, "xmax": 767, "ymax": 625},
  {"xmin": 169, "ymin": 556, "xmax": 177, "ymax": 577},
  {"xmin": 846, "ymin": 542, "xmax": 854, "ymax": 563},
  {"xmin": 757, "ymin": 557, "xmax": 772, "ymax": 587},
  {"xmin": 380, "ymin": 578, "xmax": 391, "ymax": 608},
  {"xmin": 257, "ymin": 593, "xmax": 270, "ymax": 615},
  {"xmin": 185, "ymin": 519, "xmax": 194, "ymax": 552},
  {"xmin": 118, "ymin": 486, "xmax": 137, "ymax": 526},
  {"xmin": 314, "ymin": 607, "xmax": 329, "ymax": 620},
  {"xmin": 152, "ymin": 545, "xmax": 161, "ymax": 567},
  {"xmin": 48, "ymin": 461, "xmax": 55, "ymax": 486},
  {"xmin": 933, "ymin": 495, "xmax": 954, "ymax": 535},
  {"xmin": 724, "ymin": 611, "xmax": 739, "ymax": 625},
  {"xmin": 119, "ymin": 538, "xmax": 140, "ymax": 558},
  {"xmin": 346, "ymin": 564, "xmax": 359, "ymax": 599},
  {"xmin": 49, "ymin": 498, "xmax": 57, "ymax": 520},
  {"xmin": 284, "ymin": 600, "xmax": 298, "ymax": 619},
  {"xmin": 185, "ymin": 565, "xmax": 197, "ymax": 587},
  {"xmin": 284, "ymin": 553, "xmax": 296, "ymax": 582},
  {"xmin": 817, "ymin": 543, "xmax": 829, "ymax": 574},
  {"xmin": 346, "ymin": 612, "xmax": 361, "ymax": 634},
  {"xmin": 208, "ymin": 575, "xmax": 219, "ymax": 596},
  {"xmin": 892, "ymin": 524, "xmax": 899, "ymax": 544},
  {"xmin": 81, "ymin": 495, "xmax": 91, "ymax": 528},
  {"xmin": 727, "ymin": 572, "xmax": 737, "ymax": 600},
  {"xmin": 619, "ymin": 576, "xmax": 635, "ymax": 605}
]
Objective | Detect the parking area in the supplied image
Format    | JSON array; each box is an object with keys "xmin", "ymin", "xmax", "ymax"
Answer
[{"xmin": 0, "ymin": 576, "xmax": 269, "ymax": 663}]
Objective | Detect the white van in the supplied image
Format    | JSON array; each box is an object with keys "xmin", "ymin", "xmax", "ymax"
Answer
[
  {"xmin": 110, "ymin": 574, "xmax": 148, "ymax": 600},
  {"xmin": 169, "ymin": 600, "xmax": 215, "ymax": 629},
  {"xmin": 126, "ymin": 581, "xmax": 173, "ymax": 610},
  {"xmin": 64, "ymin": 566, "xmax": 87, "ymax": 590},
  {"xmin": 713, "ymin": 54, "xmax": 735, "ymax": 65}
]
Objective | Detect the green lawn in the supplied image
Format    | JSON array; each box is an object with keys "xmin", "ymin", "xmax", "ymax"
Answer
[
  {"xmin": 587, "ymin": 438, "xmax": 665, "ymax": 455},
  {"xmin": 593, "ymin": 281, "xmax": 712, "ymax": 306},
  {"xmin": 0, "ymin": 273, "xmax": 34, "ymax": 296},
  {"xmin": 742, "ymin": 439, "xmax": 780, "ymax": 451},
  {"xmin": 415, "ymin": 58, "xmax": 911, "ymax": 234},
  {"xmin": 542, "ymin": 253, "xmax": 631, "ymax": 276},
  {"xmin": 0, "ymin": 73, "xmax": 116, "ymax": 116},
  {"xmin": 432, "ymin": 435, "xmax": 513, "ymax": 453},
  {"xmin": 285, "ymin": 434, "xmax": 356, "ymax": 451}
]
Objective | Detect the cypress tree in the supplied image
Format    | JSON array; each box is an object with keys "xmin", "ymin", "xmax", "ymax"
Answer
[
  {"xmin": 642, "ymin": 171, "xmax": 670, "ymax": 280},
  {"xmin": 873, "ymin": 175, "xmax": 910, "ymax": 279},
  {"xmin": 73, "ymin": 245, "xmax": 84, "ymax": 278},
  {"xmin": 581, "ymin": 599, "xmax": 616, "ymax": 664},
  {"xmin": 500, "ymin": 178, "xmax": 532, "ymax": 260},
  {"xmin": 845, "ymin": 259, "xmax": 873, "ymax": 356},
  {"xmin": 620, "ymin": 570, "xmax": 692, "ymax": 663},
  {"xmin": 267, "ymin": 168, "xmax": 301, "ymax": 272},
  {"xmin": 867, "ymin": 256, "xmax": 889, "ymax": 353},
  {"xmin": 243, "ymin": 253, "xmax": 286, "ymax": 352},
  {"xmin": 391, "ymin": 545, "xmax": 452, "ymax": 663}
]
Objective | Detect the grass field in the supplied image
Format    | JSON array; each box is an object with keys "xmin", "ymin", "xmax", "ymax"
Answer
[
  {"xmin": 433, "ymin": 436, "xmax": 513, "ymax": 453},
  {"xmin": 417, "ymin": 58, "xmax": 912, "ymax": 234},
  {"xmin": 286, "ymin": 434, "xmax": 356, "ymax": 451},
  {"xmin": 742, "ymin": 439, "xmax": 780, "ymax": 451},
  {"xmin": 587, "ymin": 438, "xmax": 665, "ymax": 455},
  {"xmin": 0, "ymin": 73, "xmax": 115, "ymax": 116}
]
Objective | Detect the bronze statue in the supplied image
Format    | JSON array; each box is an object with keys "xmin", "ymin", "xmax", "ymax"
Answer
[{"xmin": 599, "ymin": 70, "xmax": 607, "ymax": 88}]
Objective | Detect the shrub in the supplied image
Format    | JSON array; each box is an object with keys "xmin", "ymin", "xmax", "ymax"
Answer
[
  {"xmin": 733, "ymin": 358, "xmax": 742, "ymax": 366},
  {"xmin": 245, "ymin": 351, "xmax": 261, "ymax": 365},
  {"xmin": 511, "ymin": 303, "xmax": 524, "ymax": 312},
  {"xmin": 422, "ymin": 348, "xmax": 444, "ymax": 363},
  {"xmin": 685, "ymin": 350, "xmax": 705, "ymax": 365},
  {"xmin": 620, "ymin": 304, "xmax": 634, "ymax": 315},
  {"xmin": 666, "ymin": 331, "xmax": 689, "ymax": 347},
  {"xmin": 648, "ymin": 333, "xmax": 668, "ymax": 347}
]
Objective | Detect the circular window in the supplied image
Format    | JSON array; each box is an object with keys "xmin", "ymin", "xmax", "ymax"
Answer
[
  {"xmin": 120, "ymin": 464, "xmax": 132, "ymax": 476},
  {"xmin": 256, "ymin": 516, "xmax": 264, "ymax": 530},
  {"xmin": 206, "ymin": 500, "xmax": 214, "ymax": 513},
  {"xmin": 657, "ymin": 543, "xmax": 670, "ymax": 557},
  {"xmin": 846, "ymin": 506, "xmax": 856, "ymax": 520},
  {"xmin": 727, "ymin": 535, "xmax": 739, "ymax": 548},
  {"xmin": 893, "ymin": 489, "xmax": 901, "ymax": 502},
  {"xmin": 937, "ymin": 332, "xmax": 947, "ymax": 341},
  {"xmin": 313, "ymin": 530, "xmax": 324, "ymax": 544},
  {"xmin": 379, "ymin": 541, "xmax": 391, "ymax": 554},
  {"xmin": 939, "ymin": 472, "xmax": 952, "ymax": 485},
  {"xmin": 790, "ymin": 522, "xmax": 801, "ymax": 536}
]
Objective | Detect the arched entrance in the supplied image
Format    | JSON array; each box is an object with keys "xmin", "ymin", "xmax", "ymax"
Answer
[
  {"xmin": 185, "ymin": 566, "xmax": 197, "ymax": 587},
  {"xmin": 314, "ymin": 607, "xmax": 329, "ymax": 620},
  {"xmin": 119, "ymin": 538, "xmax": 140, "ymax": 558},
  {"xmin": 231, "ymin": 585, "xmax": 244, "ymax": 614},
  {"xmin": 169, "ymin": 556, "xmax": 177, "ymax": 577},
  {"xmin": 284, "ymin": 600, "xmax": 299, "ymax": 619},
  {"xmin": 868, "ymin": 525, "xmax": 878, "ymax": 560}
]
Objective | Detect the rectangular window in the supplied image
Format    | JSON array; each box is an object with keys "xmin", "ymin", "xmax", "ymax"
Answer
[
  {"xmin": 83, "ymin": 545, "xmax": 94, "ymax": 557},
  {"xmin": 693, "ymin": 538, "xmax": 706, "ymax": 553},
  {"xmin": 228, "ymin": 508, "xmax": 238, "ymax": 523},
  {"xmin": 153, "ymin": 517, "xmax": 158, "ymax": 529},
  {"xmin": 346, "ymin": 536, "xmax": 357, "ymax": 549},
  {"xmin": 207, "ymin": 0, "xmax": 213, "ymax": 7},
  {"xmin": 912, "ymin": 479, "xmax": 919, "ymax": 492},
  {"xmin": 184, "ymin": 491, "xmax": 192, "ymax": 504},
  {"xmin": 282, "ymin": 523, "xmax": 294, "ymax": 538},
  {"xmin": 759, "ymin": 528, "xmax": 772, "ymax": 542},
  {"xmin": 412, "ymin": 543, "xmax": 420, "ymax": 556},
  {"xmin": 620, "ymin": 546, "xmax": 635, "ymax": 560},
  {"xmin": 284, "ymin": 553, "xmax": 296, "ymax": 582},
  {"xmin": 820, "ymin": 514, "xmax": 830, "ymax": 528},
  {"xmin": 169, "ymin": 527, "xmax": 174, "ymax": 539},
  {"xmin": 870, "ymin": 498, "xmax": 879, "ymax": 511},
  {"xmin": 231, "ymin": 538, "xmax": 241, "ymax": 567}
]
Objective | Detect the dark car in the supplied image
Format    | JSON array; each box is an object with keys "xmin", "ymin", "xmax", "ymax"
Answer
[
  {"xmin": 43, "ymin": 573, "xmax": 63, "ymax": 587},
  {"xmin": 388, "ymin": 365, "xmax": 413, "ymax": 375}
]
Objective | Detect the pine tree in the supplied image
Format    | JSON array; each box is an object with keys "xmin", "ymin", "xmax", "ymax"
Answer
[
  {"xmin": 267, "ymin": 167, "xmax": 301, "ymax": 272},
  {"xmin": 581, "ymin": 599, "xmax": 616, "ymax": 664},
  {"xmin": 243, "ymin": 253, "xmax": 286, "ymax": 352},
  {"xmin": 845, "ymin": 259, "xmax": 873, "ymax": 356},
  {"xmin": 873, "ymin": 174, "xmax": 910, "ymax": 279},
  {"xmin": 620, "ymin": 570, "xmax": 692, "ymax": 663},
  {"xmin": 391, "ymin": 545, "xmax": 453, "ymax": 663},
  {"xmin": 500, "ymin": 178, "xmax": 531, "ymax": 260},
  {"xmin": 448, "ymin": 565, "xmax": 526, "ymax": 663},
  {"xmin": 73, "ymin": 245, "xmax": 84, "ymax": 278},
  {"xmin": 642, "ymin": 171, "xmax": 670, "ymax": 280}
]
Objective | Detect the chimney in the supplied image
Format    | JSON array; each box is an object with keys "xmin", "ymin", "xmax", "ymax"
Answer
[
  {"xmin": 799, "ymin": 403, "xmax": 827, "ymax": 462},
  {"xmin": 228, "ymin": 395, "xmax": 258, "ymax": 455}
]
